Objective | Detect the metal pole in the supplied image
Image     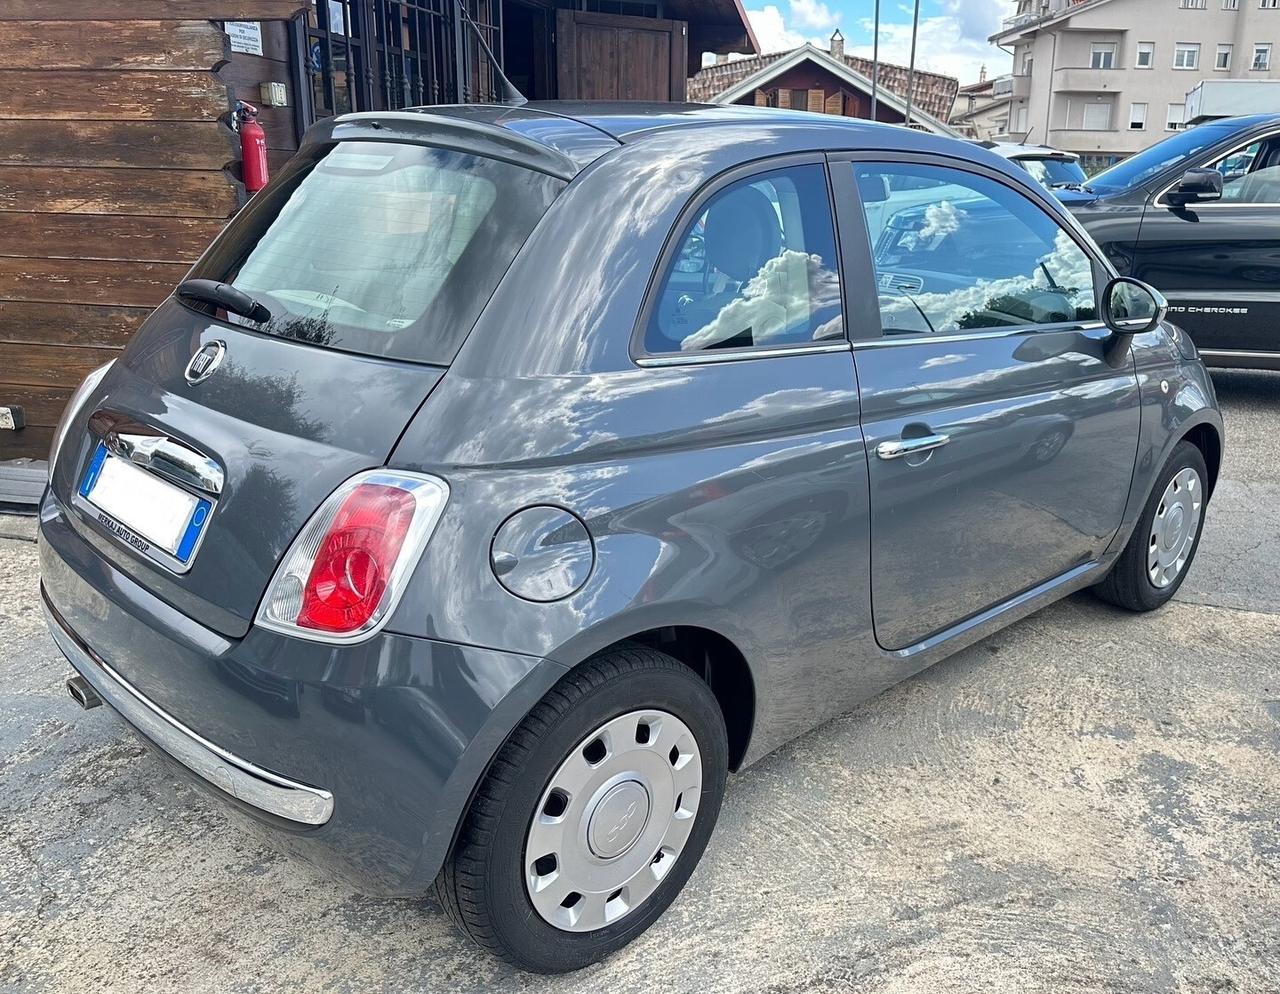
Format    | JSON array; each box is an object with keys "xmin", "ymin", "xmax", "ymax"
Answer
[
  {"xmin": 870, "ymin": 0, "xmax": 880, "ymax": 121},
  {"xmin": 904, "ymin": 0, "xmax": 920, "ymax": 127}
]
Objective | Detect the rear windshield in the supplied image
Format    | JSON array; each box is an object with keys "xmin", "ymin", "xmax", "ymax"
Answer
[
  {"xmin": 1019, "ymin": 156, "xmax": 1087, "ymax": 189},
  {"xmin": 190, "ymin": 141, "xmax": 564, "ymax": 364}
]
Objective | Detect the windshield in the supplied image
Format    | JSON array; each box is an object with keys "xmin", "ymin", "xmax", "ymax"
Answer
[
  {"xmin": 1087, "ymin": 125, "xmax": 1233, "ymax": 194},
  {"xmin": 190, "ymin": 141, "xmax": 564, "ymax": 364},
  {"xmin": 1020, "ymin": 156, "xmax": 1087, "ymax": 188}
]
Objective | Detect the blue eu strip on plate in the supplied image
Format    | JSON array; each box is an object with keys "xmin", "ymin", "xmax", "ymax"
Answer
[{"xmin": 79, "ymin": 441, "xmax": 212, "ymax": 566}]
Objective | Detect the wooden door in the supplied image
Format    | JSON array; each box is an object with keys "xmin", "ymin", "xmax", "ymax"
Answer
[{"xmin": 555, "ymin": 10, "xmax": 687, "ymax": 102}]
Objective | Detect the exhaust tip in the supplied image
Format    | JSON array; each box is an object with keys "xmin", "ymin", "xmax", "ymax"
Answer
[{"xmin": 66, "ymin": 674, "xmax": 103, "ymax": 710}]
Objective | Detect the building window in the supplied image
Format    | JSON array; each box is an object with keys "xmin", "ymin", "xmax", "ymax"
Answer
[
  {"xmin": 1083, "ymin": 101, "xmax": 1112, "ymax": 130},
  {"xmin": 1090, "ymin": 43, "xmax": 1118, "ymax": 68},
  {"xmin": 1166, "ymin": 102, "xmax": 1186, "ymax": 130},
  {"xmin": 1129, "ymin": 102, "xmax": 1147, "ymax": 130},
  {"xmin": 1180, "ymin": 0, "xmax": 1206, "ymax": 7},
  {"xmin": 1223, "ymin": 0, "xmax": 1239, "ymax": 8},
  {"xmin": 1136, "ymin": 41, "xmax": 1155, "ymax": 67},
  {"xmin": 1254, "ymin": 43, "xmax": 1273, "ymax": 69},
  {"xmin": 790, "ymin": 88, "xmax": 809, "ymax": 111},
  {"xmin": 1021, "ymin": 51, "xmax": 1034, "ymax": 74},
  {"xmin": 1217, "ymin": 44, "xmax": 1233, "ymax": 69},
  {"xmin": 1262, "ymin": 0, "xmax": 1279, "ymax": 8},
  {"xmin": 1014, "ymin": 106, "xmax": 1029, "ymax": 132},
  {"xmin": 1174, "ymin": 43, "xmax": 1201, "ymax": 68}
]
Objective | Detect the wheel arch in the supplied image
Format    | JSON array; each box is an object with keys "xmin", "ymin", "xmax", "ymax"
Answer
[
  {"xmin": 1180, "ymin": 420, "xmax": 1222, "ymax": 498},
  {"xmin": 577, "ymin": 626, "xmax": 757, "ymax": 773}
]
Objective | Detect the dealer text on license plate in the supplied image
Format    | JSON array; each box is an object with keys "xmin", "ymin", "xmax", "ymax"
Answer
[{"xmin": 78, "ymin": 442, "xmax": 213, "ymax": 571}]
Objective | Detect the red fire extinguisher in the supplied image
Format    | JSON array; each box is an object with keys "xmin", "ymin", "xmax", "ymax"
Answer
[{"xmin": 237, "ymin": 101, "xmax": 269, "ymax": 194}]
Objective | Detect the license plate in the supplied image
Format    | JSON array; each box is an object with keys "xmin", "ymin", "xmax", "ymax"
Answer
[{"xmin": 78, "ymin": 442, "xmax": 213, "ymax": 571}]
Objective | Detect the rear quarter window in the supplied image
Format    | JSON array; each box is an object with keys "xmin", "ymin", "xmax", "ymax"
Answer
[
  {"xmin": 189, "ymin": 141, "xmax": 564, "ymax": 364},
  {"xmin": 642, "ymin": 163, "xmax": 843, "ymax": 356}
]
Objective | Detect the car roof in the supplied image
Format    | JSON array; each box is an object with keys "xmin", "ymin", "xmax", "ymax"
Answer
[
  {"xmin": 518, "ymin": 101, "xmax": 843, "ymax": 141},
  {"xmin": 1207, "ymin": 113, "xmax": 1280, "ymax": 130},
  {"xmin": 316, "ymin": 102, "xmax": 977, "ymax": 176}
]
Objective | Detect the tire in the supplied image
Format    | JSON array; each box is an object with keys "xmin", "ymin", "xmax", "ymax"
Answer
[
  {"xmin": 434, "ymin": 646, "xmax": 729, "ymax": 973},
  {"xmin": 1094, "ymin": 440, "xmax": 1208, "ymax": 612}
]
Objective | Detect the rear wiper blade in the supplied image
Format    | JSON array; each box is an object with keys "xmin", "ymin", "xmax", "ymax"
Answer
[{"xmin": 176, "ymin": 279, "xmax": 271, "ymax": 323}]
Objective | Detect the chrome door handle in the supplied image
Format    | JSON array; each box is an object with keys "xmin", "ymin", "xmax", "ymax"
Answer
[{"xmin": 876, "ymin": 433, "xmax": 950, "ymax": 461}]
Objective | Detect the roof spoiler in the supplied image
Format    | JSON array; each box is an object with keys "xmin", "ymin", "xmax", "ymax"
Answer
[{"xmin": 300, "ymin": 110, "xmax": 580, "ymax": 181}]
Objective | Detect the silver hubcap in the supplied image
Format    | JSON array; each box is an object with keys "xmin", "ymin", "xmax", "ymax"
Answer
[
  {"xmin": 1148, "ymin": 466, "xmax": 1203, "ymax": 588},
  {"xmin": 525, "ymin": 709, "xmax": 702, "ymax": 932}
]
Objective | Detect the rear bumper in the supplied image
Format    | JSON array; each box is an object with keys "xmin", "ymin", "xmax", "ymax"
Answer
[
  {"xmin": 39, "ymin": 490, "xmax": 567, "ymax": 895},
  {"xmin": 44, "ymin": 591, "xmax": 335, "ymax": 825}
]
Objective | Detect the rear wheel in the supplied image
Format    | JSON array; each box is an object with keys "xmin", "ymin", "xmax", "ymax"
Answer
[
  {"xmin": 1095, "ymin": 440, "xmax": 1208, "ymax": 612},
  {"xmin": 435, "ymin": 646, "xmax": 728, "ymax": 973}
]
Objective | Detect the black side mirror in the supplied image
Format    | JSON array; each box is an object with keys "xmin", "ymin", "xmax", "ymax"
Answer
[
  {"xmin": 1166, "ymin": 167, "xmax": 1223, "ymax": 206},
  {"xmin": 1101, "ymin": 276, "xmax": 1167, "ymax": 366}
]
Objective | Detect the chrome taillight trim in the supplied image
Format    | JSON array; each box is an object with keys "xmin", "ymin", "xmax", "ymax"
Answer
[
  {"xmin": 48, "ymin": 360, "xmax": 115, "ymax": 482},
  {"xmin": 254, "ymin": 469, "xmax": 450, "ymax": 645}
]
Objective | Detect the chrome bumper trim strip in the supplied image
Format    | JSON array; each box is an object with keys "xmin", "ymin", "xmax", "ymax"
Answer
[{"xmin": 41, "ymin": 589, "xmax": 334, "ymax": 826}]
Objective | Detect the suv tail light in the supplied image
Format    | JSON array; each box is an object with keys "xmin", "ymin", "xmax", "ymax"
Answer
[{"xmin": 256, "ymin": 470, "xmax": 449, "ymax": 643}]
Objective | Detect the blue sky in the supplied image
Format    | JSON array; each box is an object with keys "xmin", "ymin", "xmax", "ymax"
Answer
[{"xmin": 735, "ymin": 0, "xmax": 1011, "ymax": 85}]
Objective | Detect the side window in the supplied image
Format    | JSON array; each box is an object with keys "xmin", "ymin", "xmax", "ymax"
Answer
[
  {"xmin": 1208, "ymin": 137, "xmax": 1280, "ymax": 204},
  {"xmin": 643, "ymin": 164, "xmax": 843, "ymax": 355},
  {"xmin": 852, "ymin": 162, "xmax": 1097, "ymax": 337}
]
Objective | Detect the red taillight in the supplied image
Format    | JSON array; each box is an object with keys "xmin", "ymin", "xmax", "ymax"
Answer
[
  {"xmin": 257, "ymin": 470, "xmax": 450, "ymax": 643},
  {"xmin": 296, "ymin": 483, "xmax": 416, "ymax": 633}
]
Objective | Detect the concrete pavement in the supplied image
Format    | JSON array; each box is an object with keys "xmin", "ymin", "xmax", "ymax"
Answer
[{"xmin": 2, "ymin": 370, "xmax": 1277, "ymax": 993}]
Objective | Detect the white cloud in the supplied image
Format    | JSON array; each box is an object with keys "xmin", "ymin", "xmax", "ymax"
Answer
[
  {"xmin": 745, "ymin": 3, "xmax": 840, "ymax": 55},
  {"xmin": 850, "ymin": 13, "xmax": 1009, "ymax": 86},
  {"xmin": 942, "ymin": 0, "xmax": 1004, "ymax": 42},
  {"xmin": 790, "ymin": 0, "xmax": 839, "ymax": 32},
  {"xmin": 743, "ymin": 0, "xmax": 1008, "ymax": 84},
  {"xmin": 746, "ymin": 5, "xmax": 808, "ymax": 54}
]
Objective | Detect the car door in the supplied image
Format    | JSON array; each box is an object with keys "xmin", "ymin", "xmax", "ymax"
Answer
[
  {"xmin": 1131, "ymin": 129, "xmax": 1280, "ymax": 358},
  {"xmin": 830, "ymin": 155, "xmax": 1141, "ymax": 652}
]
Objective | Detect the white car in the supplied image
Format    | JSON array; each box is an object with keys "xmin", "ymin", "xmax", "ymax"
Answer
[{"xmin": 977, "ymin": 141, "xmax": 1088, "ymax": 191}]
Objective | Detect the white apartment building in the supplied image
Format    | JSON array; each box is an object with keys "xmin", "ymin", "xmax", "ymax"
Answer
[
  {"xmin": 950, "ymin": 68, "xmax": 1016, "ymax": 139},
  {"xmin": 990, "ymin": 0, "xmax": 1280, "ymax": 170}
]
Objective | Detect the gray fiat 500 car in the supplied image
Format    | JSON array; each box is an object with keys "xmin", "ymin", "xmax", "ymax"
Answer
[{"xmin": 40, "ymin": 103, "xmax": 1222, "ymax": 972}]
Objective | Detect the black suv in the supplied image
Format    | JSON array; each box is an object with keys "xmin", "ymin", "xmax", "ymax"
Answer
[{"xmin": 1061, "ymin": 113, "xmax": 1280, "ymax": 369}]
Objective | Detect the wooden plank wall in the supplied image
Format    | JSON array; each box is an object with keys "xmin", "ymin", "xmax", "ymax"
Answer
[{"xmin": 0, "ymin": 2, "xmax": 304, "ymax": 462}]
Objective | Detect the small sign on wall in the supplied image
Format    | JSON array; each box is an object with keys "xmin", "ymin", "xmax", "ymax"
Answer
[{"xmin": 225, "ymin": 21, "xmax": 264, "ymax": 56}]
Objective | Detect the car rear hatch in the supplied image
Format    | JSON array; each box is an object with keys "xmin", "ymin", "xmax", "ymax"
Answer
[{"xmin": 47, "ymin": 112, "xmax": 578, "ymax": 638}]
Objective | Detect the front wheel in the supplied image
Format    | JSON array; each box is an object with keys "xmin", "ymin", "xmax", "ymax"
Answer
[
  {"xmin": 435, "ymin": 646, "xmax": 729, "ymax": 973},
  {"xmin": 1095, "ymin": 440, "xmax": 1208, "ymax": 612}
]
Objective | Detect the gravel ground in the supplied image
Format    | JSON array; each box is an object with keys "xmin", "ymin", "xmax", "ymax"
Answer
[{"xmin": 2, "ymin": 371, "xmax": 1278, "ymax": 994}]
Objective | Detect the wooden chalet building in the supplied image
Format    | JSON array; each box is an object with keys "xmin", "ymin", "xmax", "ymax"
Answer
[
  {"xmin": 688, "ymin": 31, "xmax": 959, "ymax": 136},
  {"xmin": 0, "ymin": 0, "xmax": 757, "ymax": 500}
]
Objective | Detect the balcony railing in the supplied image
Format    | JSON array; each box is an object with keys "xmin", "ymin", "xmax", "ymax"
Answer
[
  {"xmin": 996, "ymin": 0, "xmax": 1105, "ymax": 35},
  {"xmin": 1053, "ymin": 66, "xmax": 1123, "ymax": 91},
  {"xmin": 1000, "ymin": 11, "xmax": 1043, "ymax": 30}
]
